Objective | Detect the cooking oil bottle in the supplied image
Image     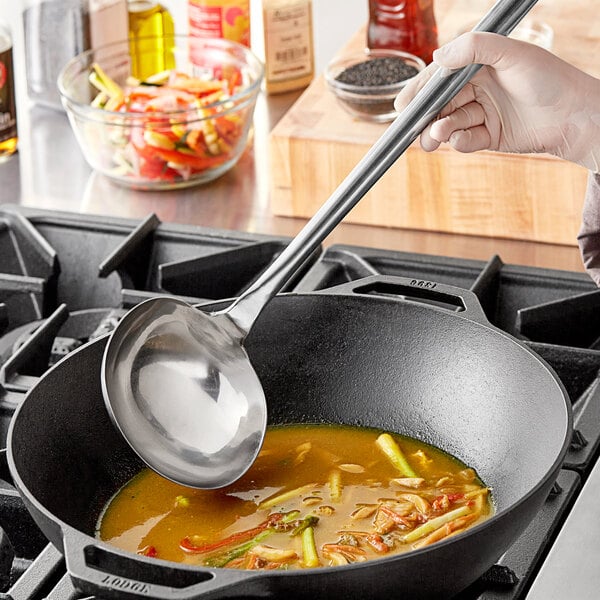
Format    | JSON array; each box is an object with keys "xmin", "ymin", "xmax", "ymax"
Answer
[
  {"xmin": 0, "ymin": 21, "xmax": 17, "ymax": 160},
  {"xmin": 128, "ymin": 0, "xmax": 175, "ymax": 79}
]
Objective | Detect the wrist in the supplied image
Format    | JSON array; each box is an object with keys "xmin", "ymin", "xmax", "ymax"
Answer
[
  {"xmin": 563, "ymin": 73, "xmax": 600, "ymax": 172},
  {"xmin": 583, "ymin": 74, "xmax": 600, "ymax": 173}
]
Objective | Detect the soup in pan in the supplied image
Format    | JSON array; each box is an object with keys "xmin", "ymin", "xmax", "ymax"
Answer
[{"xmin": 98, "ymin": 425, "xmax": 493, "ymax": 569}]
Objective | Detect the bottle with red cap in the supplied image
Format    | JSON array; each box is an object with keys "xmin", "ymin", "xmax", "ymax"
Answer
[
  {"xmin": 367, "ymin": 0, "xmax": 438, "ymax": 64},
  {"xmin": 0, "ymin": 21, "xmax": 17, "ymax": 160}
]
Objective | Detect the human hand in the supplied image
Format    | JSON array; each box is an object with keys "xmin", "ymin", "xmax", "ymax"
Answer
[{"xmin": 394, "ymin": 32, "xmax": 600, "ymax": 172}]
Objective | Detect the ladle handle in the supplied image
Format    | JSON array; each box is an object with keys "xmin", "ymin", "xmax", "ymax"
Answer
[{"xmin": 226, "ymin": 0, "xmax": 540, "ymax": 335}]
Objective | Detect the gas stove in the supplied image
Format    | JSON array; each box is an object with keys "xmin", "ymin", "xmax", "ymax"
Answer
[{"xmin": 0, "ymin": 205, "xmax": 598, "ymax": 600}]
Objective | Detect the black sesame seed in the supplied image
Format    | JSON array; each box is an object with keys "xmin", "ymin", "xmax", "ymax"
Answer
[{"xmin": 335, "ymin": 56, "xmax": 419, "ymax": 87}]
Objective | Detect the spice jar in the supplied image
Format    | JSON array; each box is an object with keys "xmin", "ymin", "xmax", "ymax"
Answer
[
  {"xmin": 259, "ymin": 0, "xmax": 315, "ymax": 94},
  {"xmin": 23, "ymin": 0, "xmax": 91, "ymax": 110},
  {"xmin": 367, "ymin": 0, "xmax": 438, "ymax": 64},
  {"xmin": 0, "ymin": 21, "xmax": 17, "ymax": 160}
]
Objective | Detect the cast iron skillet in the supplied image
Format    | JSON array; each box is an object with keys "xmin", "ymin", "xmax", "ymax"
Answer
[{"xmin": 7, "ymin": 276, "xmax": 572, "ymax": 599}]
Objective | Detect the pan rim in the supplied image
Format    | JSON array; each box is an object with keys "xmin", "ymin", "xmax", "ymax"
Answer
[{"xmin": 6, "ymin": 290, "xmax": 573, "ymax": 580}]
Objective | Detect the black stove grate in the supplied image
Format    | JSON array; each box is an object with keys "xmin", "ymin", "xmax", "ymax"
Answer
[{"xmin": 0, "ymin": 207, "xmax": 598, "ymax": 600}]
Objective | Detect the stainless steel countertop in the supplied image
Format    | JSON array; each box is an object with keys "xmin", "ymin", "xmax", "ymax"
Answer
[{"xmin": 527, "ymin": 453, "xmax": 600, "ymax": 599}]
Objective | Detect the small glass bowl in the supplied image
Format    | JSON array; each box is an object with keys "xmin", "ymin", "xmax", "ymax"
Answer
[
  {"xmin": 325, "ymin": 49, "xmax": 426, "ymax": 123},
  {"xmin": 58, "ymin": 35, "xmax": 264, "ymax": 190}
]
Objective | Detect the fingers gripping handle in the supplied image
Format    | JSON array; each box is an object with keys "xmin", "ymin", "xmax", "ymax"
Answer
[{"xmin": 225, "ymin": 0, "xmax": 540, "ymax": 336}]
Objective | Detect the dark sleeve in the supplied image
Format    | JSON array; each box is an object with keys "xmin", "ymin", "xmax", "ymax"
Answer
[{"xmin": 577, "ymin": 172, "xmax": 600, "ymax": 286}]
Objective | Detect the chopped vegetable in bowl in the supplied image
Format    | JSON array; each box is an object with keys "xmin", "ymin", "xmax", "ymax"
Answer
[
  {"xmin": 89, "ymin": 64, "xmax": 246, "ymax": 183},
  {"xmin": 58, "ymin": 36, "xmax": 264, "ymax": 190}
]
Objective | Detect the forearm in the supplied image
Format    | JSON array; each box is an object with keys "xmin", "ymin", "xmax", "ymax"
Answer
[
  {"xmin": 577, "ymin": 173, "xmax": 600, "ymax": 285},
  {"xmin": 557, "ymin": 73, "xmax": 600, "ymax": 173}
]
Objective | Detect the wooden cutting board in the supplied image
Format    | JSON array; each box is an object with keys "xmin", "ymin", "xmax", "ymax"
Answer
[{"xmin": 269, "ymin": 0, "xmax": 599, "ymax": 245}]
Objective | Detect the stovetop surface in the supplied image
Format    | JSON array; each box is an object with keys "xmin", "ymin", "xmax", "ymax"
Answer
[{"xmin": 0, "ymin": 205, "xmax": 599, "ymax": 599}]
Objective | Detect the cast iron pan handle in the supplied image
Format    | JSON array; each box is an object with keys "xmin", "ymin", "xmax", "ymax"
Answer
[
  {"xmin": 63, "ymin": 532, "xmax": 262, "ymax": 600},
  {"xmin": 321, "ymin": 275, "xmax": 490, "ymax": 325}
]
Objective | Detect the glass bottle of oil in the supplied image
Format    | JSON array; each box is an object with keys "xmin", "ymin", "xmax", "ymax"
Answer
[
  {"xmin": 127, "ymin": 0, "xmax": 175, "ymax": 80},
  {"xmin": 0, "ymin": 21, "xmax": 17, "ymax": 160}
]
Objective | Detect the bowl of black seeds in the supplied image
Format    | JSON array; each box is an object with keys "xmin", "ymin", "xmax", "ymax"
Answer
[{"xmin": 325, "ymin": 49, "xmax": 426, "ymax": 123}]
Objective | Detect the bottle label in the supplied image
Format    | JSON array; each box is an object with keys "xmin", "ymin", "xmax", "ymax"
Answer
[
  {"xmin": 0, "ymin": 46, "xmax": 17, "ymax": 143},
  {"xmin": 188, "ymin": 1, "xmax": 250, "ymax": 47},
  {"xmin": 263, "ymin": 3, "xmax": 313, "ymax": 83}
]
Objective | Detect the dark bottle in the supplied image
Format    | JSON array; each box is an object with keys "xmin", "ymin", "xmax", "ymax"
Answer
[
  {"xmin": 367, "ymin": 0, "xmax": 438, "ymax": 64},
  {"xmin": 0, "ymin": 21, "xmax": 17, "ymax": 160}
]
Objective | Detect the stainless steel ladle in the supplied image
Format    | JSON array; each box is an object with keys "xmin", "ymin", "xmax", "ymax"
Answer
[{"xmin": 101, "ymin": 0, "xmax": 539, "ymax": 489}]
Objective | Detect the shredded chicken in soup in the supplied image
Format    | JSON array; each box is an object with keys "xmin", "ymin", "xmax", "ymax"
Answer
[{"xmin": 98, "ymin": 424, "xmax": 493, "ymax": 569}]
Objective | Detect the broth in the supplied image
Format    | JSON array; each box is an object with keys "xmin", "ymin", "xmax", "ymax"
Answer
[{"xmin": 98, "ymin": 424, "xmax": 493, "ymax": 569}]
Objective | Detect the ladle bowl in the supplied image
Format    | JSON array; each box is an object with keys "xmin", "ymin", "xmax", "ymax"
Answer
[
  {"xmin": 101, "ymin": 0, "xmax": 542, "ymax": 489},
  {"xmin": 101, "ymin": 297, "xmax": 265, "ymax": 489}
]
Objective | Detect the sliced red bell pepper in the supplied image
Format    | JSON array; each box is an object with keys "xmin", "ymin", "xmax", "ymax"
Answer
[
  {"xmin": 180, "ymin": 513, "xmax": 285, "ymax": 555},
  {"xmin": 214, "ymin": 117, "xmax": 240, "ymax": 145},
  {"xmin": 432, "ymin": 493, "xmax": 465, "ymax": 511},
  {"xmin": 139, "ymin": 157, "xmax": 178, "ymax": 181},
  {"xmin": 228, "ymin": 68, "xmax": 242, "ymax": 95},
  {"xmin": 151, "ymin": 147, "xmax": 228, "ymax": 171},
  {"xmin": 365, "ymin": 533, "xmax": 390, "ymax": 553},
  {"xmin": 379, "ymin": 505, "xmax": 413, "ymax": 527},
  {"xmin": 138, "ymin": 545, "xmax": 158, "ymax": 558}
]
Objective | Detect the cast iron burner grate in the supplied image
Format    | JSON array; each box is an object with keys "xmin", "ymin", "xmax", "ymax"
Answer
[{"xmin": 0, "ymin": 207, "xmax": 598, "ymax": 599}]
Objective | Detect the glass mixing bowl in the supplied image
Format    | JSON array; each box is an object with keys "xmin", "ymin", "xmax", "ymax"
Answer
[{"xmin": 58, "ymin": 35, "xmax": 264, "ymax": 190}]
